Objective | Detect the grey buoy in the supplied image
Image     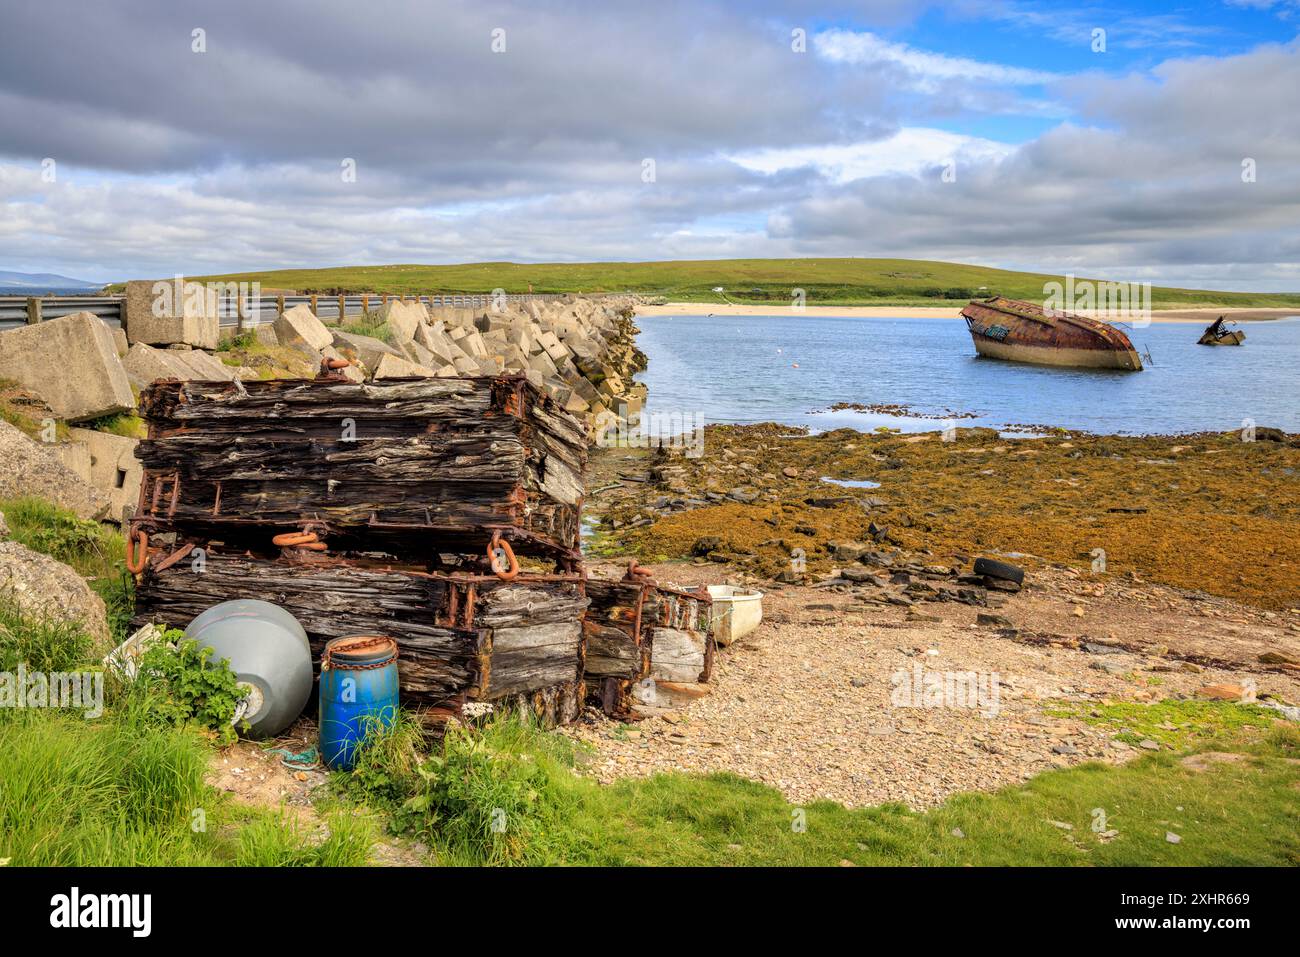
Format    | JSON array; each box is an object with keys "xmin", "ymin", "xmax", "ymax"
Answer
[{"xmin": 184, "ymin": 599, "xmax": 314, "ymax": 739}]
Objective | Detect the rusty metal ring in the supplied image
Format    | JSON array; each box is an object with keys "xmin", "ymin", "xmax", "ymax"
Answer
[
  {"xmin": 273, "ymin": 531, "xmax": 319, "ymax": 548},
  {"xmin": 125, "ymin": 528, "xmax": 149, "ymax": 575},
  {"xmin": 487, "ymin": 533, "xmax": 519, "ymax": 581}
]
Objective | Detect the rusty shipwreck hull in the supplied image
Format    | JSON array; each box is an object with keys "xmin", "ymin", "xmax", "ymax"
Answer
[
  {"xmin": 1197, "ymin": 317, "xmax": 1246, "ymax": 346},
  {"xmin": 961, "ymin": 297, "xmax": 1143, "ymax": 371}
]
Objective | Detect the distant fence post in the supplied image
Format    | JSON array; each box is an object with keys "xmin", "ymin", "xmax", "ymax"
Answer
[
  {"xmin": 236, "ymin": 292, "xmax": 247, "ymax": 333},
  {"xmin": 338, "ymin": 294, "xmax": 346, "ymax": 322},
  {"xmin": 276, "ymin": 294, "xmax": 286, "ymax": 316},
  {"xmin": 309, "ymin": 294, "xmax": 318, "ymax": 317},
  {"xmin": 381, "ymin": 294, "xmax": 388, "ymax": 307},
  {"xmin": 25, "ymin": 297, "xmax": 41, "ymax": 325},
  {"xmin": 361, "ymin": 294, "xmax": 369, "ymax": 314}
]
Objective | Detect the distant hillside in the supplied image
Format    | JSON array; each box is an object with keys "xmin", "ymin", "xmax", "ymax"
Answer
[
  {"xmin": 0, "ymin": 270, "xmax": 103, "ymax": 293},
  {"xmin": 120, "ymin": 259, "xmax": 1300, "ymax": 309}
]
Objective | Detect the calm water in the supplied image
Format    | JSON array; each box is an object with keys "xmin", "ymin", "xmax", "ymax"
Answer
[{"xmin": 636, "ymin": 314, "xmax": 1300, "ymax": 435}]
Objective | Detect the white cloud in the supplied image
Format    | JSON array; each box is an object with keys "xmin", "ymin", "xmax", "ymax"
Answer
[
  {"xmin": 728, "ymin": 128, "xmax": 1016, "ymax": 183},
  {"xmin": 814, "ymin": 28, "xmax": 1057, "ymax": 90}
]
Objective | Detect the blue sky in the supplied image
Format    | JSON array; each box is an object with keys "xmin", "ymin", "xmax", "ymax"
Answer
[{"xmin": 1, "ymin": 0, "xmax": 1298, "ymax": 289}]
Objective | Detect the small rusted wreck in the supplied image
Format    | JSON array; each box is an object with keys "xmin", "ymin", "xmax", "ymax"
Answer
[
  {"xmin": 961, "ymin": 296, "xmax": 1144, "ymax": 371},
  {"xmin": 1197, "ymin": 316, "xmax": 1246, "ymax": 346}
]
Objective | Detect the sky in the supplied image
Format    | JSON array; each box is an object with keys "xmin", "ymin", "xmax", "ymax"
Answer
[{"xmin": 0, "ymin": 0, "xmax": 1298, "ymax": 289}]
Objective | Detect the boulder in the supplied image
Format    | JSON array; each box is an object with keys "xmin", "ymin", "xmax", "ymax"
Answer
[
  {"xmin": 0, "ymin": 539, "xmax": 110, "ymax": 643},
  {"xmin": 331, "ymin": 330, "xmax": 403, "ymax": 372},
  {"xmin": 0, "ymin": 422, "xmax": 110, "ymax": 519},
  {"xmin": 375, "ymin": 300, "xmax": 428, "ymax": 344},
  {"xmin": 169, "ymin": 348, "xmax": 235, "ymax": 382},
  {"xmin": 273, "ymin": 304, "xmax": 334, "ymax": 353},
  {"xmin": 122, "ymin": 279, "xmax": 219, "ymax": 349},
  {"xmin": 372, "ymin": 354, "xmax": 436, "ymax": 379},
  {"xmin": 123, "ymin": 342, "xmax": 190, "ymax": 389},
  {"xmin": 0, "ymin": 312, "xmax": 134, "ymax": 421},
  {"xmin": 415, "ymin": 323, "xmax": 463, "ymax": 366},
  {"xmin": 60, "ymin": 428, "xmax": 142, "ymax": 524}
]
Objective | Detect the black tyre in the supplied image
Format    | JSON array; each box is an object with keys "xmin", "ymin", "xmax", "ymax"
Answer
[{"xmin": 973, "ymin": 557, "xmax": 1025, "ymax": 585}]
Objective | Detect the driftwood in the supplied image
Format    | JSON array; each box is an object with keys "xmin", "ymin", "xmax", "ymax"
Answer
[
  {"xmin": 133, "ymin": 375, "xmax": 586, "ymax": 559},
  {"xmin": 132, "ymin": 551, "xmax": 588, "ymax": 709}
]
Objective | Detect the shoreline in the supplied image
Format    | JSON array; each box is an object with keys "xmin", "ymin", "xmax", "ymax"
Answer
[{"xmin": 636, "ymin": 302, "xmax": 1300, "ymax": 323}]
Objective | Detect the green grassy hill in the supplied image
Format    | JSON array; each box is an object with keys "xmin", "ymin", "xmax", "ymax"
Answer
[{"xmin": 130, "ymin": 258, "xmax": 1300, "ymax": 309}]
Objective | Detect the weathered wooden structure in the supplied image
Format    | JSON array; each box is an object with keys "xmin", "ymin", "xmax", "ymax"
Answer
[
  {"xmin": 133, "ymin": 375, "xmax": 586, "ymax": 564},
  {"xmin": 129, "ymin": 372, "xmax": 592, "ymax": 727},
  {"xmin": 582, "ymin": 566, "xmax": 714, "ymax": 716},
  {"xmin": 132, "ymin": 551, "xmax": 588, "ymax": 722}
]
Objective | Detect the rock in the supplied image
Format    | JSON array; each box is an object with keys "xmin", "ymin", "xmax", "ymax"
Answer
[
  {"xmin": 833, "ymin": 542, "xmax": 868, "ymax": 562},
  {"xmin": 984, "ymin": 577, "xmax": 1022, "ymax": 593},
  {"xmin": 373, "ymin": 353, "xmax": 436, "ymax": 379},
  {"xmin": 1138, "ymin": 739, "xmax": 1161, "ymax": 750},
  {"xmin": 0, "ymin": 313, "xmax": 134, "ymax": 421},
  {"xmin": 331, "ymin": 331, "xmax": 403, "ymax": 373},
  {"xmin": 414, "ymin": 322, "xmax": 462, "ymax": 366},
  {"xmin": 122, "ymin": 342, "xmax": 236, "ymax": 388},
  {"xmin": 1196, "ymin": 683, "xmax": 1245, "ymax": 701},
  {"xmin": 1259, "ymin": 651, "xmax": 1297, "ymax": 666},
  {"xmin": 0, "ymin": 539, "xmax": 109, "ymax": 642},
  {"xmin": 375, "ymin": 300, "xmax": 429, "ymax": 344},
  {"xmin": 1090, "ymin": 660, "xmax": 1128, "ymax": 674},
  {"xmin": 727, "ymin": 487, "xmax": 759, "ymax": 504},
  {"xmin": 781, "ymin": 466, "xmax": 799, "ymax": 478},
  {"xmin": 273, "ymin": 304, "xmax": 334, "ymax": 354},
  {"xmin": 976, "ymin": 612, "xmax": 1013, "ymax": 628},
  {"xmin": 0, "ymin": 421, "xmax": 110, "ymax": 519},
  {"xmin": 122, "ymin": 279, "xmax": 220, "ymax": 349},
  {"xmin": 1165, "ymin": 831, "xmax": 1181, "ymax": 844},
  {"xmin": 1051, "ymin": 743, "xmax": 1078, "ymax": 755},
  {"xmin": 950, "ymin": 827, "xmax": 965, "ymax": 838},
  {"xmin": 691, "ymin": 536, "xmax": 722, "ymax": 557},
  {"xmin": 169, "ymin": 348, "xmax": 235, "ymax": 381},
  {"xmin": 839, "ymin": 567, "xmax": 882, "ymax": 584},
  {"xmin": 123, "ymin": 342, "xmax": 190, "ymax": 388},
  {"xmin": 0, "ymin": 510, "xmax": 7, "ymax": 538},
  {"xmin": 1082, "ymin": 641, "xmax": 1123, "ymax": 655},
  {"xmin": 57, "ymin": 428, "xmax": 142, "ymax": 525}
]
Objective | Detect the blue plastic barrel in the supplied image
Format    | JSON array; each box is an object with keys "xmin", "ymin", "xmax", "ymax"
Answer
[{"xmin": 318, "ymin": 635, "xmax": 399, "ymax": 771}]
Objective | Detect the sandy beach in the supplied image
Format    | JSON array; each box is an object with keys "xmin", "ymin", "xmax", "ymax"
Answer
[{"xmin": 636, "ymin": 302, "xmax": 1300, "ymax": 323}]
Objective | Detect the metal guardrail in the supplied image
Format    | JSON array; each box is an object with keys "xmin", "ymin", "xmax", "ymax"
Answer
[{"xmin": 0, "ymin": 292, "xmax": 572, "ymax": 332}]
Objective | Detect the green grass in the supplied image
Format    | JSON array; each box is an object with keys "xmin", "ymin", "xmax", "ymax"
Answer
[
  {"xmin": 337, "ymin": 316, "xmax": 394, "ymax": 344},
  {"xmin": 233, "ymin": 811, "xmax": 376, "ymax": 867},
  {"xmin": 0, "ymin": 496, "xmax": 134, "ymax": 643},
  {"xmin": 115, "ymin": 258, "xmax": 1300, "ymax": 309},
  {"xmin": 0, "ymin": 600, "xmax": 375, "ymax": 867},
  {"xmin": 338, "ymin": 711, "xmax": 1300, "ymax": 866},
  {"xmin": 82, "ymin": 412, "xmax": 147, "ymax": 439},
  {"xmin": 1044, "ymin": 699, "xmax": 1274, "ymax": 748}
]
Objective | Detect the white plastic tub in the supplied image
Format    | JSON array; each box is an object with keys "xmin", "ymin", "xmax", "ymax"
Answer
[{"xmin": 704, "ymin": 584, "xmax": 764, "ymax": 646}]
